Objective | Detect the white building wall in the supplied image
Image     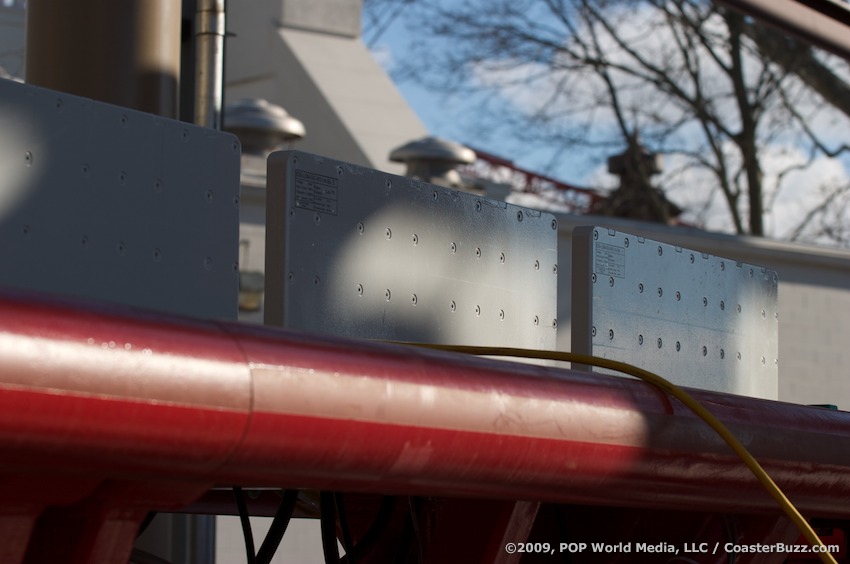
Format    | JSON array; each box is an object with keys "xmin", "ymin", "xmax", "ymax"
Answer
[{"xmin": 224, "ymin": 0, "xmax": 429, "ymax": 176}]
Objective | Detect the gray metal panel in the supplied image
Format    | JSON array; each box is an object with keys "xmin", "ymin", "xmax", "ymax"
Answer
[
  {"xmin": 571, "ymin": 226, "xmax": 778, "ymax": 399},
  {"xmin": 266, "ymin": 150, "xmax": 558, "ymax": 349},
  {"xmin": 0, "ymin": 78, "xmax": 241, "ymax": 318}
]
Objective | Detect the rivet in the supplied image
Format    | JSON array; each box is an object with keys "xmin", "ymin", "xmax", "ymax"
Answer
[
  {"xmin": 534, "ymin": 260, "xmax": 540, "ymax": 271},
  {"xmin": 356, "ymin": 284, "xmax": 363, "ymax": 296},
  {"xmin": 690, "ymin": 254, "xmax": 695, "ymax": 263},
  {"xmin": 608, "ymin": 329, "xmax": 614, "ymax": 340},
  {"xmin": 475, "ymin": 247, "xmax": 482, "ymax": 259},
  {"xmin": 590, "ymin": 325, "xmax": 595, "ymax": 336},
  {"xmin": 624, "ymin": 238, "xmax": 630, "ymax": 248},
  {"xmin": 551, "ymin": 219, "xmax": 557, "ymax": 230},
  {"xmin": 593, "ymin": 230, "xmax": 599, "ymax": 240},
  {"xmin": 638, "ymin": 334, "xmax": 644, "ymax": 345},
  {"xmin": 657, "ymin": 338, "xmax": 663, "ymax": 348},
  {"xmin": 411, "ymin": 294, "xmax": 418, "ymax": 306},
  {"xmin": 517, "ymin": 211, "xmax": 523, "ymax": 222},
  {"xmin": 412, "ymin": 234, "xmax": 419, "ymax": 246},
  {"xmin": 702, "ymin": 346, "xmax": 708, "ymax": 357},
  {"xmin": 357, "ymin": 222, "xmax": 364, "ymax": 234},
  {"xmin": 657, "ymin": 246, "xmax": 663, "ymax": 256},
  {"xmin": 720, "ymin": 300, "xmax": 725, "ymax": 311},
  {"xmin": 657, "ymin": 287, "xmax": 663, "ymax": 298},
  {"xmin": 720, "ymin": 349, "xmax": 725, "ymax": 359},
  {"xmin": 385, "ymin": 228, "xmax": 392, "ymax": 239},
  {"xmin": 592, "ymin": 273, "xmax": 598, "ymax": 284},
  {"xmin": 450, "ymin": 301, "xmax": 457, "ymax": 312},
  {"xmin": 499, "ymin": 309, "xmax": 505, "ymax": 320},
  {"xmin": 500, "ymin": 253, "xmax": 506, "ymax": 264},
  {"xmin": 475, "ymin": 305, "xmax": 481, "ymax": 316},
  {"xmin": 676, "ymin": 291, "xmax": 681, "ymax": 301},
  {"xmin": 24, "ymin": 151, "xmax": 33, "ymax": 166},
  {"xmin": 609, "ymin": 276, "xmax": 615, "ymax": 287},
  {"xmin": 676, "ymin": 341, "xmax": 681, "ymax": 352},
  {"xmin": 385, "ymin": 289, "xmax": 391, "ymax": 301},
  {"xmin": 638, "ymin": 283, "xmax": 644, "ymax": 293},
  {"xmin": 475, "ymin": 201, "xmax": 482, "ymax": 212}
]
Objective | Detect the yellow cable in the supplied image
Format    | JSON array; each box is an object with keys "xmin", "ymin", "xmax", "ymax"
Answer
[{"xmin": 402, "ymin": 343, "xmax": 836, "ymax": 564}]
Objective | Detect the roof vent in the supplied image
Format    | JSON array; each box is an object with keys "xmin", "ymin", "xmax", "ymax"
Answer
[
  {"xmin": 389, "ymin": 136, "xmax": 476, "ymax": 189},
  {"xmin": 224, "ymin": 98, "xmax": 305, "ymax": 155}
]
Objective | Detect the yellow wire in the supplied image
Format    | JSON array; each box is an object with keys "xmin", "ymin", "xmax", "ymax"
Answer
[{"xmin": 402, "ymin": 343, "xmax": 836, "ymax": 564}]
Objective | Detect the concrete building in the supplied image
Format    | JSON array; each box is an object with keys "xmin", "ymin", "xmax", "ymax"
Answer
[{"xmin": 224, "ymin": 0, "xmax": 428, "ymax": 176}]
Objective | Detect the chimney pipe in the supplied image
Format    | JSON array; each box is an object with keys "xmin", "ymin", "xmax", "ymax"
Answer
[{"xmin": 25, "ymin": 0, "xmax": 181, "ymax": 118}]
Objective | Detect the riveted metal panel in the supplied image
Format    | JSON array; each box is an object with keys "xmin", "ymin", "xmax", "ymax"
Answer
[
  {"xmin": 0, "ymin": 78, "xmax": 240, "ymax": 318},
  {"xmin": 572, "ymin": 226, "xmax": 778, "ymax": 399},
  {"xmin": 265, "ymin": 150, "xmax": 558, "ymax": 349}
]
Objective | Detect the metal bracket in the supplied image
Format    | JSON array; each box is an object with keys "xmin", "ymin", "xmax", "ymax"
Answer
[
  {"xmin": 265, "ymin": 150, "xmax": 558, "ymax": 349},
  {"xmin": 572, "ymin": 226, "xmax": 778, "ymax": 399}
]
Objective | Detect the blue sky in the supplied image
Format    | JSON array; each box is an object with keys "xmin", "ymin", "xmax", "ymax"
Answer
[
  {"xmin": 361, "ymin": 12, "xmax": 605, "ymax": 188},
  {"xmin": 361, "ymin": 5, "xmax": 850, "ymax": 245}
]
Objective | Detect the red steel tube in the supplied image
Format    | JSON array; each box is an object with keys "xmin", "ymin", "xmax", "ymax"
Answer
[{"xmin": 1, "ymin": 289, "xmax": 850, "ymax": 516}]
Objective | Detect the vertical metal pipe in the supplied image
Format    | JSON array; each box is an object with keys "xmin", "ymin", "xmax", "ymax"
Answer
[
  {"xmin": 194, "ymin": 0, "xmax": 226, "ymax": 129},
  {"xmin": 25, "ymin": 0, "xmax": 181, "ymax": 118}
]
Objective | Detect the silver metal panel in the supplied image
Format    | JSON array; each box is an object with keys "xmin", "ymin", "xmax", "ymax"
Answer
[
  {"xmin": 0, "ymin": 78, "xmax": 241, "ymax": 318},
  {"xmin": 572, "ymin": 226, "xmax": 778, "ymax": 399},
  {"xmin": 266, "ymin": 150, "xmax": 558, "ymax": 349}
]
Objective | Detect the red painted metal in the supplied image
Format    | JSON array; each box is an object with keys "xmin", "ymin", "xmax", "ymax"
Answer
[{"xmin": 1, "ymin": 289, "xmax": 850, "ymax": 562}]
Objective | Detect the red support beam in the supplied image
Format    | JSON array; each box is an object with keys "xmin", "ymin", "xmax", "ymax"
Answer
[{"xmin": 1, "ymin": 289, "xmax": 850, "ymax": 561}]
